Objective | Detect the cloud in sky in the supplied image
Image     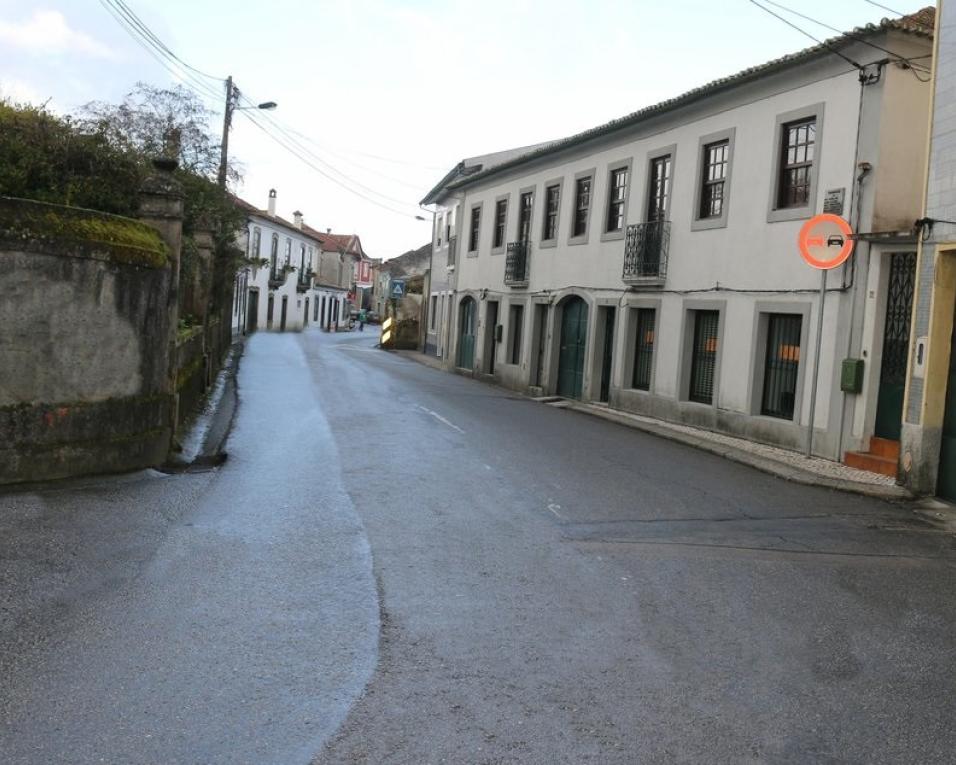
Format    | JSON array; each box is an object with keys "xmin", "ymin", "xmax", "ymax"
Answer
[{"xmin": 0, "ymin": 9, "xmax": 115, "ymax": 59}]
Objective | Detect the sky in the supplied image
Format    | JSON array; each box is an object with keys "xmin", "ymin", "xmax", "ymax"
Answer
[{"xmin": 0, "ymin": 0, "xmax": 928, "ymax": 259}]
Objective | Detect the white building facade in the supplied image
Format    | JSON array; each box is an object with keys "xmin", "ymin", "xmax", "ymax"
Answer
[
  {"xmin": 426, "ymin": 14, "xmax": 933, "ymax": 464},
  {"xmin": 233, "ymin": 190, "xmax": 321, "ymax": 334}
]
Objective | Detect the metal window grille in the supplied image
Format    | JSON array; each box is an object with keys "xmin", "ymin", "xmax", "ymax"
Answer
[
  {"xmin": 700, "ymin": 141, "xmax": 728, "ymax": 219},
  {"xmin": 494, "ymin": 200, "xmax": 507, "ymax": 248},
  {"xmin": 632, "ymin": 308, "xmax": 656, "ymax": 390},
  {"xmin": 761, "ymin": 314, "xmax": 802, "ymax": 419},
  {"xmin": 544, "ymin": 185, "xmax": 560, "ymax": 240},
  {"xmin": 778, "ymin": 119, "xmax": 815, "ymax": 208},
  {"xmin": 879, "ymin": 252, "xmax": 917, "ymax": 386},
  {"xmin": 689, "ymin": 311, "xmax": 719, "ymax": 404},
  {"xmin": 606, "ymin": 168, "xmax": 628, "ymax": 232},
  {"xmin": 573, "ymin": 177, "xmax": 591, "ymax": 237},
  {"xmin": 510, "ymin": 305, "xmax": 524, "ymax": 364}
]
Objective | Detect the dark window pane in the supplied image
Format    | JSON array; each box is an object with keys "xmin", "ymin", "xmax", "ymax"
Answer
[
  {"xmin": 632, "ymin": 308, "xmax": 656, "ymax": 390},
  {"xmin": 761, "ymin": 314, "xmax": 802, "ymax": 419},
  {"xmin": 689, "ymin": 310, "xmax": 719, "ymax": 404}
]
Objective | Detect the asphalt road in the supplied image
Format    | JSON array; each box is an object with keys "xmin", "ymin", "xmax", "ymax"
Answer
[{"xmin": 3, "ymin": 328, "xmax": 956, "ymax": 764}]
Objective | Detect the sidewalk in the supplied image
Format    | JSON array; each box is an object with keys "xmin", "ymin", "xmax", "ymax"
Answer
[{"xmin": 391, "ymin": 348, "xmax": 912, "ymax": 501}]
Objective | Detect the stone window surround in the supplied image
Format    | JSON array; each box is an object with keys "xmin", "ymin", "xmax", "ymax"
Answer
[
  {"xmin": 677, "ymin": 299, "xmax": 726, "ymax": 406},
  {"xmin": 492, "ymin": 193, "xmax": 511, "ymax": 255},
  {"xmin": 766, "ymin": 102, "xmax": 825, "ymax": 224},
  {"xmin": 467, "ymin": 201, "xmax": 483, "ymax": 257},
  {"xmin": 568, "ymin": 167, "xmax": 597, "ymax": 247},
  {"xmin": 622, "ymin": 297, "xmax": 663, "ymax": 393},
  {"xmin": 692, "ymin": 127, "xmax": 736, "ymax": 232},
  {"xmin": 600, "ymin": 157, "xmax": 634, "ymax": 243},
  {"xmin": 747, "ymin": 301, "xmax": 812, "ymax": 422},
  {"xmin": 540, "ymin": 178, "xmax": 564, "ymax": 249}
]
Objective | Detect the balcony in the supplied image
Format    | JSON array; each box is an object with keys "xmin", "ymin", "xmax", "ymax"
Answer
[
  {"xmin": 622, "ymin": 220, "xmax": 669, "ymax": 285},
  {"xmin": 296, "ymin": 269, "xmax": 315, "ymax": 293},
  {"xmin": 504, "ymin": 241, "xmax": 530, "ymax": 288}
]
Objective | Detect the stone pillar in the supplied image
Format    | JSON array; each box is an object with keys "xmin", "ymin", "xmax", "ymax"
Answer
[
  {"xmin": 138, "ymin": 158, "xmax": 184, "ymax": 444},
  {"xmin": 191, "ymin": 216, "xmax": 215, "ymax": 324},
  {"xmin": 138, "ymin": 158, "xmax": 184, "ymax": 340}
]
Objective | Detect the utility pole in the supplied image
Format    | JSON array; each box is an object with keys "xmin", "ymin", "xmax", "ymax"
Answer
[{"xmin": 217, "ymin": 75, "xmax": 235, "ymax": 188}]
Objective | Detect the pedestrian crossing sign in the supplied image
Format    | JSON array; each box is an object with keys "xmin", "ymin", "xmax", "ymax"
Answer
[{"xmin": 390, "ymin": 280, "xmax": 406, "ymax": 299}]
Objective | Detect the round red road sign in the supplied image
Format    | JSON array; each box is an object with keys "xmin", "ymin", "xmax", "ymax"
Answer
[{"xmin": 798, "ymin": 214, "xmax": 855, "ymax": 270}]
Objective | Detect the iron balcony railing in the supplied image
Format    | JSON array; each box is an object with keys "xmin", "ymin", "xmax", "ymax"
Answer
[
  {"xmin": 622, "ymin": 220, "xmax": 670, "ymax": 283},
  {"xmin": 505, "ymin": 241, "xmax": 530, "ymax": 287}
]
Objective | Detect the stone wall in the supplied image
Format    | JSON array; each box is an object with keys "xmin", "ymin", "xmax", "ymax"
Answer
[{"xmin": 0, "ymin": 196, "xmax": 174, "ymax": 484}]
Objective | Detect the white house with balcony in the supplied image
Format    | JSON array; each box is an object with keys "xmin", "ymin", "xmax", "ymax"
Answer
[
  {"xmin": 232, "ymin": 189, "xmax": 321, "ymax": 334},
  {"xmin": 424, "ymin": 9, "xmax": 934, "ymax": 467}
]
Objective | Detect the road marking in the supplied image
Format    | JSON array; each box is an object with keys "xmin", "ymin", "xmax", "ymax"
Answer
[
  {"xmin": 417, "ymin": 405, "xmax": 465, "ymax": 434},
  {"xmin": 547, "ymin": 502, "xmax": 566, "ymax": 520}
]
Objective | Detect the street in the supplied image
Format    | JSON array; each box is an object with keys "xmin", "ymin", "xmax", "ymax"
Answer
[{"xmin": 3, "ymin": 329, "xmax": 956, "ymax": 764}]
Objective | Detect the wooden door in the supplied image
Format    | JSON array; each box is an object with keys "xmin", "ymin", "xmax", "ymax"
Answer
[{"xmin": 557, "ymin": 297, "xmax": 588, "ymax": 399}]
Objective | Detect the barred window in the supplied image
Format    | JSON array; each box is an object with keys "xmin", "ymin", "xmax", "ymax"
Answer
[
  {"xmin": 778, "ymin": 118, "xmax": 815, "ymax": 209},
  {"xmin": 632, "ymin": 308, "xmax": 656, "ymax": 390},
  {"xmin": 689, "ymin": 310, "xmax": 719, "ymax": 404},
  {"xmin": 606, "ymin": 167, "xmax": 629, "ymax": 232},
  {"xmin": 699, "ymin": 141, "xmax": 729, "ymax": 219},
  {"xmin": 761, "ymin": 314, "xmax": 802, "ymax": 419}
]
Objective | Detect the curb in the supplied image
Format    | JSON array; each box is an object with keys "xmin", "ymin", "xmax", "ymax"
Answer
[
  {"xmin": 389, "ymin": 349, "xmax": 912, "ymax": 503},
  {"xmin": 566, "ymin": 402, "xmax": 913, "ymax": 502}
]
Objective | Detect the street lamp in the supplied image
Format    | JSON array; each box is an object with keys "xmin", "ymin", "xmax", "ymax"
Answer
[{"xmin": 217, "ymin": 76, "xmax": 277, "ymax": 188}]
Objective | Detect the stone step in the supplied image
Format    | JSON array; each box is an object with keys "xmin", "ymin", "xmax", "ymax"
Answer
[
  {"xmin": 869, "ymin": 437, "xmax": 901, "ymax": 460},
  {"xmin": 844, "ymin": 450, "xmax": 898, "ymax": 478}
]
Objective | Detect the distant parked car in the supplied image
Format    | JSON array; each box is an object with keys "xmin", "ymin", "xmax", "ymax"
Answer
[{"xmin": 366, "ymin": 311, "xmax": 381, "ymax": 324}]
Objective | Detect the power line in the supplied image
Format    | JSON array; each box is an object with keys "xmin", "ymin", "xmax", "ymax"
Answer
[
  {"xmin": 99, "ymin": 0, "xmax": 429, "ymax": 219},
  {"xmin": 746, "ymin": 0, "xmax": 866, "ymax": 70},
  {"xmin": 238, "ymin": 109, "xmax": 424, "ymax": 218},
  {"xmin": 98, "ymin": 0, "xmax": 223, "ymax": 102},
  {"xmin": 235, "ymin": 91, "xmax": 423, "ymax": 209},
  {"xmin": 761, "ymin": 0, "xmax": 930, "ymax": 73}
]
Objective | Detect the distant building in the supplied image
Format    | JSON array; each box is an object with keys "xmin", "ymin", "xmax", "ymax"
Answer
[{"xmin": 232, "ymin": 190, "xmax": 320, "ymax": 333}]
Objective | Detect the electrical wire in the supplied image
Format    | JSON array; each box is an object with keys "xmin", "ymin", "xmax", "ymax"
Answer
[
  {"xmin": 746, "ymin": 0, "xmax": 866, "ymax": 70},
  {"xmin": 761, "ymin": 0, "xmax": 930, "ymax": 73},
  {"xmin": 238, "ymin": 109, "xmax": 425, "ymax": 219},
  {"xmin": 98, "ymin": 0, "xmax": 431, "ymax": 220}
]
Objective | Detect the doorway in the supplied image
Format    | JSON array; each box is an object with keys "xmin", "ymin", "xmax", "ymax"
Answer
[
  {"xmin": 939, "ymin": 303, "xmax": 956, "ymax": 501},
  {"xmin": 458, "ymin": 297, "xmax": 477, "ymax": 369},
  {"xmin": 599, "ymin": 307, "xmax": 616, "ymax": 403},
  {"xmin": 484, "ymin": 300, "xmax": 499, "ymax": 375},
  {"xmin": 304, "ymin": 298, "xmax": 310, "ymax": 326},
  {"xmin": 280, "ymin": 296, "xmax": 288, "ymax": 332},
  {"xmin": 875, "ymin": 252, "xmax": 917, "ymax": 440},
  {"xmin": 557, "ymin": 296, "xmax": 588, "ymax": 399},
  {"xmin": 532, "ymin": 304, "xmax": 548, "ymax": 387},
  {"xmin": 247, "ymin": 290, "xmax": 259, "ymax": 333},
  {"xmin": 267, "ymin": 294, "xmax": 274, "ymax": 329}
]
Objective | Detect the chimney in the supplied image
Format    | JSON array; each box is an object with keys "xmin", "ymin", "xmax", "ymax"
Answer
[
  {"xmin": 293, "ymin": 210, "xmax": 303, "ymax": 229},
  {"xmin": 267, "ymin": 188, "xmax": 277, "ymax": 217},
  {"xmin": 326, "ymin": 227, "xmax": 331, "ymax": 234}
]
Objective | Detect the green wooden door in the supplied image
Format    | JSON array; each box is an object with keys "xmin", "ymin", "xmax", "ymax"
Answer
[
  {"xmin": 458, "ymin": 299, "xmax": 476, "ymax": 370},
  {"xmin": 557, "ymin": 298, "xmax": 588, "ymax": 399},
  {"xmin": 938, "ymin": 313, "xmax": 956, "ymax": 501},
  {"xmin": 875, "ymin": 252, "xmax": 916, "ymax": 440}
]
